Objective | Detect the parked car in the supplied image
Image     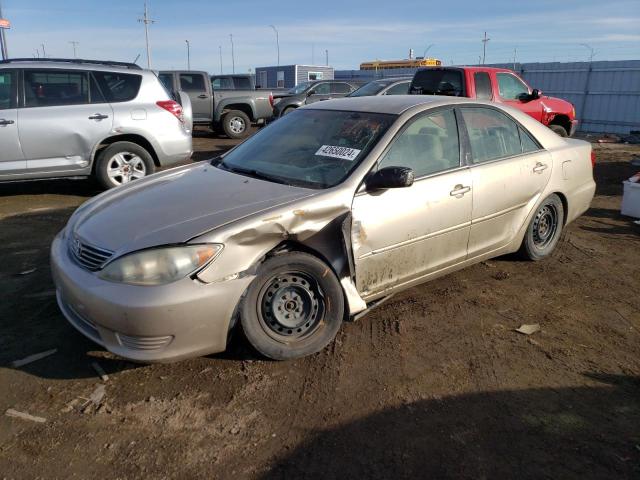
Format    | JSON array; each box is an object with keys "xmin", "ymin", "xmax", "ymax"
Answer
[
  {"xmin": 272, "ymin": 80, "xmax": 361, "ymax": 117},
  {"xmin": 210, "ymin": 74, "xmax": 255, "ymax": 90},
  {"xmin": 51, "ymin": 96, "xmax": 595, "ymax": 363},
  {"xmin": 0, "ymin": 58, "xmax": 192, "ymax": 189},
  {"xmin": 159, "ymin": 70, "xmax": 273, "ymax": 139},
  {"xmin": 409, "ymin": 66, "xmax": 577, "ymax": 137},
  {"xmin": 348, "ymin": 77, "xmax": 411, "ymax": 97}
]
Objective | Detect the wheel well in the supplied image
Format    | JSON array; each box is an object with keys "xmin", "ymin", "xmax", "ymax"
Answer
[
  {"xmin": 94, "ymin": 134, "xmax": 160, "ymax": 167},
  {"xmin": 549, "ymin": 114, "xmax": 571, "ymax": 134},
  {"xmin": 222, "ymin": 104, "xmax": 254, "ymax": 121},
  {"xmin": 553, "ymin": 191, "xmax": 569, "ymax": 225}
]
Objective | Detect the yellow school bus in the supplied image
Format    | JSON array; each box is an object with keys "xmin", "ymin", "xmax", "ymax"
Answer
[{"xmin": 360, "ymin": 58, "xmax": 442, "ymax": 70}]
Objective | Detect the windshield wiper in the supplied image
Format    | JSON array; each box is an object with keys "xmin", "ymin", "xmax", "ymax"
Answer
[{"xmin": 218, "ymin": 162, "xmax": 291, "ymax": 185}]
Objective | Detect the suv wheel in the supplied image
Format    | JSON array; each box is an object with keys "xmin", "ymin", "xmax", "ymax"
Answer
[
  {"xmin": 222, "ymin": 110, "xmax": 251, "ymax": 139},
  {"xmin": 95, "ymin": 141, "xmax": 155, "ymax": 189}
]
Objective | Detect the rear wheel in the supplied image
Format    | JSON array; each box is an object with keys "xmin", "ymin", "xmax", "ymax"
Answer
[
  {"xmin": 282, "ymin": 106, "xmax": 296, "ymax": 116},
  {"xmin": 95, "ymin": 141, "xmax": 155, "ymax": 189},
  {"xmin": 519, "ymin": 194, "xmax": 564, "ymax": 261},
  {"xmin": 549, "ymin": 124, "xmax": 568, "ymax": 137},
  {"xmin": 240, "ymin": 252, "xmax": 344, "ymax": 360},
  {"xmin": 222, "ymin": 110, "xmax": 251, "ymax": 139}
]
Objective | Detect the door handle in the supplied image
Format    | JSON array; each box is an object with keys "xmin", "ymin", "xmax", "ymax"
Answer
[
  {"xmin": 533, "ymin": 162, "xmax": 548, "ymax": 173},
  {"xmin": 0, "ymin": 119, "xmax": 15, "ymax": 126},
  {"xmin": 450, "ymin": 184, "xmax": 471, "ymax": 197},
  {"xmin": 197, "ymin": 94, "xmax": 208, "ymax": 99},
  {"xmin": 88, "ymin": 113, "xmax": 109, "ymax": 120}
]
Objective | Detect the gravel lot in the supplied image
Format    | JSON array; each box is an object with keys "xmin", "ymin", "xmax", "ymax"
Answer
[{"xmin": 0, "ymin": 131, "xmax": 639, "ymax": 479}]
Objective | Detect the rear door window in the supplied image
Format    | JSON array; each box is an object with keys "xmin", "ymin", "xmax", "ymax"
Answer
[
  {"xmin": 331, "ymin": 82, "xmax": 352, "ymax": 94},
  {"xmin": 474, "ymin": 72, "xmax": 492, "ymax": 100},
  {"xmin": 384, "ymin": 82, "xmax": 410, "ymax": 95},
  {"xmin": 496, "ymin": 73, "xmax": 529, "ymax": 100},
  {"xmin": 0, "ymin": 71, "xmax": 16, "ymax": 109},
  {"xmin": 179, "ymin": 73, "xmax": 206, "ymax": 92},
  {"xmin": 24, "ymin": 70, "xmax": 89, "ymax": 107},
  {"xmin": 312, "ymin": 83, "xmax": 330, "ymax": 95},
  {"xmin": 410, "ymin": 69, "xmax": 464, "ymax": 96},
  {"xmin": 460, "ymin": 107, "xmax": 523, "ymax": 163},
  {"xmin": 93, "ymin": 72, "xmax": 142, "ymax": 102}
]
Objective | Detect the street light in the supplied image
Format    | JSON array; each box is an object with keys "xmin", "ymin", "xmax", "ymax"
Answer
[
  {"xmin": 229, "ymin": 34, "xmax": 235, "ymax": 73},
  {"xmin": 269, "ymin": 25, "xmax": 280, "ymax": 66},
  {"xmin": 579, "ymin": 43, "xmax": 596, "ymax": 62},
  {"xmin": 185, "ymin": 40, "xmax": 190, "ymax": 70},
  {"xmin": 69, "ymin": 41, "xmax": 79, "ymax": 58},
  {"xmin": 423, "ymin": 44, "xmax": 434, "ymax": 58}
]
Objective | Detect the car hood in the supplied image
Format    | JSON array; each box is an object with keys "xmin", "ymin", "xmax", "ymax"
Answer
[{"xmin": 69, "ymin": 162, "xmax": 317, "ymax": 254}]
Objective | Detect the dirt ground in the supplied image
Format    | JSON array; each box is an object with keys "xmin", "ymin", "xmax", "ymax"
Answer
[{"xmin": 0, "ymin": 132, "xmax": 639, "ymax": 479}]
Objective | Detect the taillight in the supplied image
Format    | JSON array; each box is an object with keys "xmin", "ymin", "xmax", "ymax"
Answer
[
  {"xmin": 156, "ymin": 100, "xmax": 184, "ymax": 123},
  {"xmin": 591, "ymin": 151, "xmax": 596, "ymax": 168},
  {"xmin": 268, "ymin": 93, "xmax": 274, "ymax": 107}
]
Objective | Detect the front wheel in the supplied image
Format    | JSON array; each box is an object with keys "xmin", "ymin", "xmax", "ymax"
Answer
[
  {"xmin": 222, "ymin": 110, "xmax": 251, "ymax": 139},
  {"xmin": 240, "ymin": 252, "xmax": 344, "ymax": 360},
  {"xmin": 519, "ymin": 194, "xmax": 564, "ymax": 261}
]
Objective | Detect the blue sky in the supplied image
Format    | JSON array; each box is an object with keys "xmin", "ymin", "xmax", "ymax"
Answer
[{"xmin": 2, "ymin": 0, "xmax": 639, "ymax": 73}]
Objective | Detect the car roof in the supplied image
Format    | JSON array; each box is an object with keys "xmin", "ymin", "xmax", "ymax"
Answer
[
  {"xmin": 0, "ymin": 59, "xmax": 145, "ymax": 74},
  {"xmin": 306, "ymin": 95, "xmax": 474, "ymax": 115},
  {"xmin": 415, "ymin": 66, "xmax": 517, "ymax": 74}
]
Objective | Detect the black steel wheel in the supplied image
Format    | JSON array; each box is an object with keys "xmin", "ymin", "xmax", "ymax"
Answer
[
  {"xmin": 519, "ymin": 194, "xmax": 564, "ymax": 261},
  {"xmin": 240, "ymin": 252, "xmax": 344, "ymax": 360}
]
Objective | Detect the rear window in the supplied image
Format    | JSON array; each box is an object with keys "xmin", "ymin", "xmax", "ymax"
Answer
[
  {"xmin": 410, "ymin": 69, "xmax": 464, "ymax": 96},
  {"xmin": 211, "ymin": 77, "xmax": 234, "ymax": 90},
  {"xmin": 0, "ymin": 71, "xmax": 16, "ymax": 109},
  {"xmin": 93, "ymin": 72, "xmax": 142, "ymax": 103},
  {"xmin": 233, "ymin": 76, "xmax": 252, "ymax": 89}
]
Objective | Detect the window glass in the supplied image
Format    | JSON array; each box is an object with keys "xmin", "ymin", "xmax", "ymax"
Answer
[
  {"xmin": 24, "ymin": 70, "xmax": 89, "ymax": 107},
  {"xmin": 220, "ymin": 110, "xmax": 395, "ymax": 189},
  {"xmin": 461, "ymin": 107, "xmax": 522, "ymax": 163},
  {"xmin": 379, "ymin": 109, "xmax": 460, "ymax": 177},
  {"xmin": 0, "ymin": 71, "xmax": 15, "ymax": 110},
  {"xmin": 496, "ymin": 73, "xmax": 529, "ymax": 100},
  {"xmin": 158, "ymin": 73, "xmax": 173, "ymax": 91},
  {"xmin": 233, "ymin": 76, "xmax": 252, "ymax": 89},
  {"xmin": 474, "ymin": 72, "xmax": 492, "ymax": 100},
  {"xmin": 89, "ymin": 74, "xmax": 107, "ymax": 104},
  {"xmin": 410, "ymin": 69, "xmax": 464, "ymax": 96},
  {"xmin": 179, "ymin": 73, "xmax": 206, "ymax": 92},
  {"xmin": 331, "ymin": 83, "xmax": 352, "ymax": 94},
  {"xmin": 276, "ymin": 71, "xmax": 285, "ymax": 88},
  {"xmin": 211, "ymin": 77, "xmax": 233, "ymax": 90},
  {"xmin": 385, "ymin": 82, "xmax": 410, "ymax": 95},
  {"xmin": 349, "ymin": 81, "xmax": 387, "ymax": 97},
  {"xmin": 311, "ymin": 83, "xmax": 330, "ymax": 95},
  {"xmin": 520, "ymin": 126, "xmax": 541, "ymax": 153},
  {"xmin": 308, "ymin": 71, "xmax": 323, "ymax": 81},
  {"xmin": 93, "ymin": 72, "xmax": 142, "ymax": 102}
]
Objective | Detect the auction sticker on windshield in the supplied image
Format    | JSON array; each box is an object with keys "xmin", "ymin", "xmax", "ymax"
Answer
[{"xmin": 315, "ymin": 145, "xmax": 361, "ymax": 161}]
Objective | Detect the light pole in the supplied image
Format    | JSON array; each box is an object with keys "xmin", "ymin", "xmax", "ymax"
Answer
[
  {"xmin": 422, "ymin": 44, "xmax": 434, "ymax": 58},
  {"xmin": 229, "ymin": 34, "xmax": 235, "ymax": 73},
  {"xmin": 138, "ymin": 0, "xmax": 155, "ymax": 69},
  {"xmin": 219, "ymin": 45, "xmax": 223, "ymax": 74},
  {"xmin": 580, "ymin": 43, "xmax": 596, "ymax": 62},
  {"xmin": 69, "ymin": 41, "xmax": 79, "ymax": 58},
  {"xmin": 0, "ymin": 0, "xmax": 9, "ymax": 60},
  {"xmin": 481, "ymin": 32, "xmax": 490, "ymax": 64},
  {"xmin": 185, "ymin": 40, "xmax": 190, "ymax": 70},
  {"xmin": 41, "ymin": 43, "xmax": 46, "ymax": 58},
  {"xmin": 269, "ymin": 25, "xmax": 280, "ymax": 66}
]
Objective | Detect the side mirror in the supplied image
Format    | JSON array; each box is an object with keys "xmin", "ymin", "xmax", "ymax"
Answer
[
  {"xmin": 531, "ymin": 88, "xmax": 542, "ymax": 99},
  {"xmin": 307, "ymin": 90, "xmax": 315, "ymax": 97},
  {"xmin": 366, "ymin": 166, "xmax": 414, "ymax": 191}
]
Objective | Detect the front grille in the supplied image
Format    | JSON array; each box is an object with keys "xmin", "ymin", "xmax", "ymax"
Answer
[
  {"xmin": 116, "ymin": 333, "xmax": 174, "ymax": 351},
  {"xmin": 69, "ymin": 237, "xmax": 114, "ymax": 271}
]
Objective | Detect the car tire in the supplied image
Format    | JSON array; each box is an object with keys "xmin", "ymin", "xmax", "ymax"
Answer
[
  {"xmin": 519, "ymin": 194, "xmax": 564, "ymax": 261},
  {"xmin": 282, "ymin": 106, "xmax": 296, "ymax": 116},
  {"xmin": 95, "ymin": 141, "xmax": 155, "ymax": 190},
  {"xmin": 240, "ymin": 252, "xmax": 345, "ymax": 360},
  {"xmin": 549, "ymin": 124, "xmax": 568, "ymax": 137},
  {"xmin": 222, "ymin": 110, "xmax": 251, "ymax": 139}
]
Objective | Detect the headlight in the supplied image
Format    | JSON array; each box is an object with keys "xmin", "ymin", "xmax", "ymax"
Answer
[{"xmin": 98, "ymin": 244, "xmax": 223, "ymax": 286}]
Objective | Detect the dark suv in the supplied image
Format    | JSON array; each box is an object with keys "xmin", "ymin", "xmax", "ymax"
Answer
[{"xmin": 272, "ymin": 80, "xmax": 360, "ymax": 117}]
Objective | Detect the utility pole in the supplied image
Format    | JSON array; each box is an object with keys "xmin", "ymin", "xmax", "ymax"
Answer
[
  {"xmin": 218, "ymin": 45, "xmax": 223, "ymax": 74},
  {"xmin": 229, "ymin": 34, "xmax": 235, "ymax": 73},
  {"xmin": 138, "ymin": 0, "xmax": 155, "ymax": 69},
  {"xmin": 185, "ymin": 40, "xmax": 190, "ymax": 70},
  {"xmin": 481, "ymin": 32, "xmax": 490, "ymax": 64},
  {"xmin": 69, "ymin": 41, "xmax": 79, "ymax": 58},
  {"xmin": 325, "ymin": 49, "xmax": 328, "ymax": 66},
  {"xmin": 580, "ymin": 43, "xmax": 595, "ymax": 62},
  {"xmin": 0, "ymin": 0, "xmax": 8, "ymax": 60},
  {"xmin": 312, "ymin": 43, "xmax": 315, "ymax": 64},
  {"xmin": 269, "ymin": 25, "xmax": 279, "ymax": 66},
  {"xmin": 512, "ymin": 47, "xmax": 517, "ymax": 70},
  {"xmin": 41, "ymin": 43, "xmax": 46, "ymax": 58}
]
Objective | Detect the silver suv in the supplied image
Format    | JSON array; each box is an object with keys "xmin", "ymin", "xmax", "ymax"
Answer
[{"xmin": 0, "ymin": 59, "xmax": 193, "ymax": 189}]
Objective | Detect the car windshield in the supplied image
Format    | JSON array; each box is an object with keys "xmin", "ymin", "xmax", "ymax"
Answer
[
  {"xmin": 349, "ymin": 81, "xmax": 389, "ymax": 97},
  {"xmin": 288, "ymin": 82, "xmax": 313, "ymax": 94},
  {"xmin": 217, "ymin": 109, "xmax": 396, "ymax": 189},
  {"xmin": 410, "ymin": 69, "xmax": 464, "ymax": 96}
]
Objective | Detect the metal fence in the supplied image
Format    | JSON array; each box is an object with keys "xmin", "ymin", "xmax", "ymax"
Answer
[{"xmin": 336, "ymin": 60, "xmax": 640, "ymax": 134}]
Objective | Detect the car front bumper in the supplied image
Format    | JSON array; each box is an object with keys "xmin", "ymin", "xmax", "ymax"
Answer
[{"xmin": 50, "ymin": 231, "xmax": 253, "ymax": 363}]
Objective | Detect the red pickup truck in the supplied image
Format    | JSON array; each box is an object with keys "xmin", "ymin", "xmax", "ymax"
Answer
[{"xmin": 409, "ymin": 66, "xmax": 577, "ymax": 137}]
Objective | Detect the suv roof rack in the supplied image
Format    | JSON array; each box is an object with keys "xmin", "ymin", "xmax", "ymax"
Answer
[{"xmin": 0, "ymin": 58, "xmax": 142, "ymax": 70}]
